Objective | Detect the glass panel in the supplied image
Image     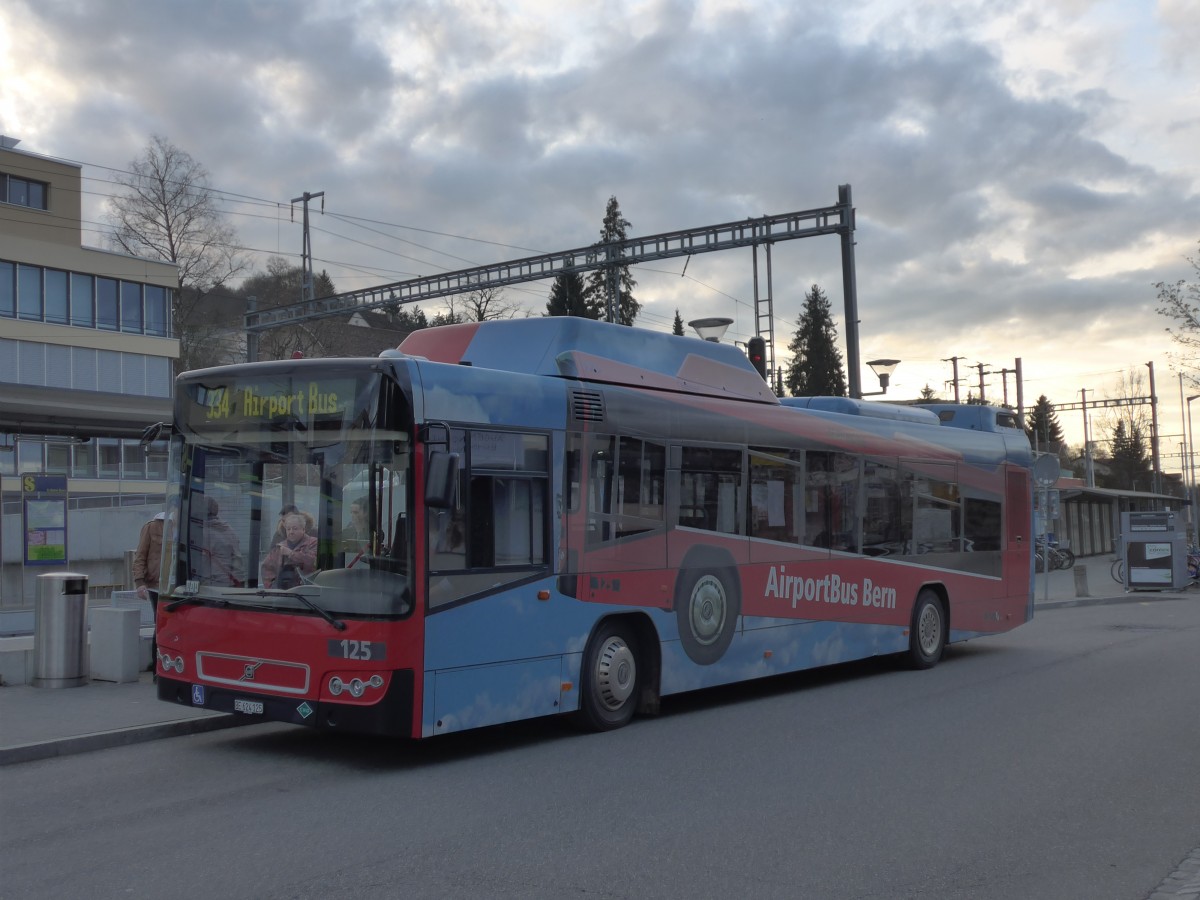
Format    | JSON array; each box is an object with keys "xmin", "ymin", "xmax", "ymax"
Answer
[
  {"xmin": 17, "ymin": 264, "xmax": 41, "ymax": 319},
  {"xmin": 45, "ymin": 269, "xmax": 68, "ymax": 324},
  {"xmin": 70, "ymin": 273, "xmax": 94, "ymax": 326},
  {"xmin": 96, "ymin": 277, "xmax": 118, "ymax": 330},
  {"xmin": 46, "ymin": 443, "xmax": 70, "ymax": 474},
  {"xmin": 0, "ymin": 436, "xmax": 14, "ymax": 476},
  {"xmin": 28, "ymin": 181, "xmax": 46, "ymax": 209},
  {"xmin": 9, "ymin": 178, "xmax": 28, "ymax": 206},
  {"xmin": 0, "ymin": 261, "xmax": 13, "ymax": 317},
  {"xmin": 72, "ymin": 442, "xmax": 97, "ymax": 478},
  {"xmin": 146, "ymin": 440, "xmax": 168, "ymax": 479},
  {"xmin": 122, "ymin": 440, "xmax": 145, "ymax": 480},
  {"xmin": 17, "ymin": 440, "xmax": 42, "ymax": 474},
  {"xmin": 120, "ymin": 281, "xmax": 142, "ymax": 331},
  {"xmin": 805, "ymin": 451, "xmax": 861, "ymax": 552},
  {"xmin": 144, "ymin": 285, "xmax": 167, "ymax": 336},
  {"xmin": 97, "ymin": 439, "xmax": 120, "ymax": 478}
]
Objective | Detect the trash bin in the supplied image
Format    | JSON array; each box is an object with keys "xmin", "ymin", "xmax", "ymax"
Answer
[{"xmin": 33, "ymin": 572, "xmax": 89, "ymax": 688}]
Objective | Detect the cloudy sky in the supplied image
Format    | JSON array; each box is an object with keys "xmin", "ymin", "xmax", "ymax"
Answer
[{"xmin": 3, "ymin": 0, "xmax": 1199, "ymax": 467}]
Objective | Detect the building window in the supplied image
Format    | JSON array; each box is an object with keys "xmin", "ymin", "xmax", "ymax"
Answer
[
  {"xmin": 120, "ymin": 281, "xmax": 142, "ymax": 331},
  {"xmin": 45, "ymin": 269, "xmax": 68, "ymax": 324},
  {"xmin": 17, "ymin": 264, "xmax": 41, "ymax": 319},
  {"xmin": 97, "ymin": 439, "xmax": 120, "ymax": 479},
  {"xmin": 0, "ymin": 261, "xmax": 13, "ymax": 317},
  {"xmin": 145, "ymin": 285, "xmax": 168, "ymax": 336},
  {"xmin": 70, "ymin": 273, "xmax": 94, "ymax": 326},
  {"xmin": 96, "ymin": 277, "xmax": 119, "ymax": 330},
  {"xmin": 1, "ymin": 172, "xmax": 49, "ymax": 210}
]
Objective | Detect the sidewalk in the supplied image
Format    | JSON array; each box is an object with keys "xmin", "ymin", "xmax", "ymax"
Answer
[{"xmin": 0, "ymin": 556, "xmax": 1190, "ymax": 765}]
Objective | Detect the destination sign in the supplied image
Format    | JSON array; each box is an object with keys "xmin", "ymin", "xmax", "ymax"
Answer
[{"xmin": 182, "ymin": 376, "xmax": 364, "ymax": 432}]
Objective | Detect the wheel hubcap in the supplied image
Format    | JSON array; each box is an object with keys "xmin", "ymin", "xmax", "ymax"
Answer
[
  {"xmin": 688, "ymin": 575, "xmax": 727, "ymax": 646},
  {"xmin": 595, "ymin": 636, "xmax": 636, "ymax": 711},
  {"xmin": 917, "ymin": 602, "xmax": 941, "ymax": 656}
]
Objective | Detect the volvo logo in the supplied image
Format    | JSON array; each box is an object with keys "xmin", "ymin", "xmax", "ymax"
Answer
[{"xmin": 240, "ymin": 661, "xmax": 263, "ymax": 682}]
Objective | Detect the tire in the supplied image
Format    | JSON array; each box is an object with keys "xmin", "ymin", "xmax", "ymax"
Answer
[
  {"xmin": 577, "ymin": 620, "xmax": 640, "ymax": 731},
  {"xmin": 1111, "ymin": 559, "xmax": 1124, "ymax": 584},
  {"xmin": 1056, "ymin": 548, "xmax": 1075, "ymax": 570},
  {"xmin": 674, "ymin": 566, "xmax": 740, "ymax": 666},
  {"xmin": 906, "ymin": 589, "xmax": 945, "ymax": 670},
  {"xmin": 1034, "ymin": 551, "xmax": 1045, "ymax": 574}
]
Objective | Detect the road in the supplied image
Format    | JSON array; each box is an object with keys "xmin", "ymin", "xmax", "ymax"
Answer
[{"xmin": 2, "ymin": 598, "xmax": 1199, "ymax": 900}]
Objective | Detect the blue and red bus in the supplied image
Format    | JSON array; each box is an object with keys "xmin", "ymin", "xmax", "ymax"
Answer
[{"xmin": 155, "ymin": 317, "xmax": 1034, "ymax": 736}]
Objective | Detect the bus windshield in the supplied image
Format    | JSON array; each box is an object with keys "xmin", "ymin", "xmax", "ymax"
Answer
[{"xmin": 161, "ymin": 366, "xmax": 413, "ymax": 619}]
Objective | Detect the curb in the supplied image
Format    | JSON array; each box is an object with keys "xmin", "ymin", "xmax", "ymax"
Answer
[{"xmin": 0, "ymin": 713, "xmax": 254, "ymax": 767}]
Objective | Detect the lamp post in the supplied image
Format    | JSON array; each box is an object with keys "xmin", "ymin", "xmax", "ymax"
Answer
[
  {"xmin": 862, "ymin": 359, "xmax": 901, "ymax": 397},
  {"xmin": 1187, "ymin": 395, "xmax": 1199, "ymax": 526}
]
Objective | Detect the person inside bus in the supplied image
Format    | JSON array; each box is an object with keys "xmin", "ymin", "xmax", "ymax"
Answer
[
  {"xmin": 262, "ymin": 511, "xmax": 319, "ymax": 588},
  {"xmin": 201, "ymin": 497, "xmax": 244, "ymax": 587},
  {"xmin": 341, "ymin": 497, "xmax": 373, "ymax": 565},
  {"xmin": 271, "ymin": 503, "xmax": 315, "ymax": 543}
]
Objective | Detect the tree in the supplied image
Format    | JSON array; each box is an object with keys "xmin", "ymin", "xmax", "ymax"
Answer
[
  {"xmin": 583, "ymin": 196, "xmax": 640, "ymax": 325},
  {"xmin": 784, "ymin": 284, "xmax": 847, "ymax": 397},
  {"xmin": 442, "ymin": 285, "xmax": 522, "ymax": 322},
  {"xmin": 1156, "ymin": 241, "xmax": 1200, "ymax": 382},
  {"xmin": 1026, "ymin": 395, "xmax": 1065, "ymax": 452},
  {"xmin": 239, "ymin": 257, "xmax": 336, "ymax": 360},
  {"xmin": 1103, "ymin": 420, "xmax": 1152, "ymax": 491},
  {"xmin": 918, "ymin": 384, "xmax": 941, "ymax": 402},
  {"xmin": 104, "ymin": 135, "xmax": 247, "ymax": 372},
  {"xmin": 672, "ymin": 309, "xmax": 685, "ymax": 336},
  {"xmin": 545, "ymin": 271, "xmax": 596, "ymax": 318}
]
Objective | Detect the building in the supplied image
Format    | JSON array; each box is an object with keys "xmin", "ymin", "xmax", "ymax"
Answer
[{"xmin": 0, "ymin": 136, "xmax": 179, "ymax": 607}]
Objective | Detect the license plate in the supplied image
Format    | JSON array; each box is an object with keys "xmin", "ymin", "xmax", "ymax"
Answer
[{"xmin": 233, "ymin": 698, "xmax": 264, "ymax": 715}]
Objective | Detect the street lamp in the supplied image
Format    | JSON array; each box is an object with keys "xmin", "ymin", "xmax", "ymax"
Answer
[
  {"xmin": 862, "ymin": 359, "xmax": 901, "ymax": 397},
  {"xmin": 1187, "ymin": 395, "xmax": 1199, "ymax": 519},
  {"xmin": 687, "ymin": 317, "xmax": 733, "ymax": 342}
]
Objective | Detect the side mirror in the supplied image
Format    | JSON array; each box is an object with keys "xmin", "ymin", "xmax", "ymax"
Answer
[{"xmin": 425, "ymin": 450, "xmax": 459, "ymax": 509}]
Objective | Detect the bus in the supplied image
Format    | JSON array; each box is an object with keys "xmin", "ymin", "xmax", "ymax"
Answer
[{"xmin": 154, "ymin": 317, "xmax": 1035, "ymax": 736}]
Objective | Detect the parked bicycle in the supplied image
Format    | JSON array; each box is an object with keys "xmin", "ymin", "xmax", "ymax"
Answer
[{"xmin": 1034, "ymin": 538, "xmax": 1074, "ymax": 573}]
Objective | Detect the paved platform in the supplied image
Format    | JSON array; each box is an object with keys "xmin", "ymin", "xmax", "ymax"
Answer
[{"xmin": 0, "ymin": 556, "xmax": 1191, "ymax": 765}]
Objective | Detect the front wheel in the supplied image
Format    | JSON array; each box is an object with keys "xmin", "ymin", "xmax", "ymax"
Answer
[
  {"xmin": 577, "ymin": 621, "xmax": 640, "ymax": 732},
  {"xmin": 1056, "ymin": 548, "xmax": 1075, "ymax": 570},
  {"xmin": 906, "ymin": 589, "xmax": 945, "ymax": 670},
  {"xmin": 1111, "ymin": 559, "xmax": 1124, "ymax": 584}
]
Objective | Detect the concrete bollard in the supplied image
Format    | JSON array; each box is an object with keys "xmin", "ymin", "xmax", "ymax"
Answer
[
  {"xmin": 90, "ymin": 606, "xmax": 141, "ymax": 683},
  {"xmin": 1073, "ymin": 565, "xmax": 1090, "ymax": 598}
]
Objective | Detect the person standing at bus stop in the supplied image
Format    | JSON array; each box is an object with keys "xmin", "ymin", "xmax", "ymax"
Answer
[{"xmin": 133, "ymin": 510, "xmax": 166, "ymax": 672}]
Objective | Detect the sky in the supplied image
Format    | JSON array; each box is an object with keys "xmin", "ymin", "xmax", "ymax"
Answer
[{"xmin": 2, "ymin": 0, "xmax": 1199, "ymax": 474}]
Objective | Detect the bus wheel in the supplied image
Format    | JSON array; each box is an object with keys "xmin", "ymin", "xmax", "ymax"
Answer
[
  {"xmin": 675, "ymin": 567, "xmax": 739, "ymax": 666},
  {"xmin": 578, "ymin": 621, "xmax": 640, "ymax": 731},
  {"xmin": 906, "ymin": 589, "xmax": 945, "ymax": 670}
]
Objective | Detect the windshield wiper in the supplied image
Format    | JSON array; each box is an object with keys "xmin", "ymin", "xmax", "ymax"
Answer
[
  {"xmin": 252, "ymin": 588, "xmax": 346, "ymax": 631},
  {"xmin": 164, "ymin": 594, "xmax": 230, "ymax": 612}
]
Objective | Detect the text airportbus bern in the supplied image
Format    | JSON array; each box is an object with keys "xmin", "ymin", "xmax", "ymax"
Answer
[{"xmin": 154, "ymin": 317, "xmax": 1035, "ymax": 737}]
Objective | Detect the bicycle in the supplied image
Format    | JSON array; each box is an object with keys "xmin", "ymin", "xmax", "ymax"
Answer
[{"xmin": 1034, "ymin": 539, "xmax": 1074, "ymax": 572}]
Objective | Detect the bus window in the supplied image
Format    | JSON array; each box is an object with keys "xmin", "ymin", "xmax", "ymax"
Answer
[
  {"xmin": 749, "ymin": 448, "xmax": 804, "ymax": 544},
  {"xmin": 806, "ymin": 451, "xmax": 861, "ymax": 552},
  {"xmin": 428, "ymin": 429, "xmax": 550, "ymax": 608},
  {"xmin": 863, "ymin": 459, "xmax": 905, "ymax": 556},
  {"xmin": 679, "ymin": 446, "xmax": 743, "ymax": 535}
]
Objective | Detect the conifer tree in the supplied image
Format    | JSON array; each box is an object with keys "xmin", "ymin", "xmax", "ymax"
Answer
[
  {"xmin": 784, "ymin": 284, "xmax": 847, "ymax": 397},
  {"xmin": 583, "ymin": 196, "xmax": 640, "ymax": 325},
  {"xmin": 1105, "ymin": 420, "xmax": 1152, "ymax": 491},
  {"xmin": 1025, "ymin": 395, "xmax": 1065, "ymax": 451},
  {"xmin": 672, "ymin": 309, "xmax": 685, "ymax": 335},
  {"xmin": 545, "ymin": 271, "xmax": 596, "ymax": 318}
]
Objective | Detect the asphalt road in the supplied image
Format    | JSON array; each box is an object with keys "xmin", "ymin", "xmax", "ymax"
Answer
[{"xmin": 2, "ymin": 597, "xmax": 1199, "ymax": 900}]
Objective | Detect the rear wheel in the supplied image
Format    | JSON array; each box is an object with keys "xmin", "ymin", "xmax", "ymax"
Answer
[
  {"xmin": 1056, "ymin": 548, "xmax": 1075, "ymax": 569},
  {"xmin": 1111, "ymin": 559, "xmax": 1124, "ymax": 584},
  {"xmin": 577, "ymin": 620, "xmax": 640, "ymax": 731},
  {"xmin": 906, "ymin": 589, "xmax": 945, "ymax": 670}
]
